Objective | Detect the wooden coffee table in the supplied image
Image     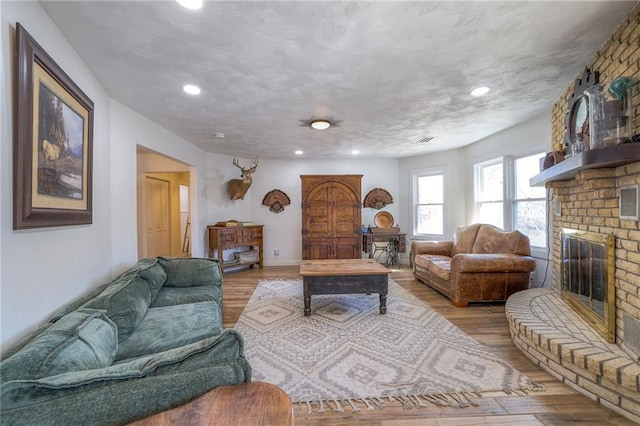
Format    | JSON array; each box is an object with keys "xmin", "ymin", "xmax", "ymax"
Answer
[{"xmin": 299, "ymin": 259, "xmax": 391, "ymax": 316}]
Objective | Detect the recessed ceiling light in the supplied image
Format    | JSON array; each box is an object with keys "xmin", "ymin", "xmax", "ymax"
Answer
[
  {"xmin": 183, "ymin": 84, "xmax": 201, "ymax": 95},
  {"xmin": 176, "ymin": 0, "xmax": 203, "ymax": 10},
  {"xmin": 295, "ymin": 150, "xmax": 303, "ymax": 155},
  {"xmin": 351, "ymin": 150, "xmax": 359, "ymax": 155},
  {"xmin": 471, "ymin": 86, "xmax": 490, "ymax": 97},
  {"xmin": 310, "ymin": 119, "xmax": 331, "ymax": 130}
]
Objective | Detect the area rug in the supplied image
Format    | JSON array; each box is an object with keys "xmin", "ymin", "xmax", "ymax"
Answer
[{"xmin": 234, "ymin": 279, "xmax": 543, "ymax": 413}]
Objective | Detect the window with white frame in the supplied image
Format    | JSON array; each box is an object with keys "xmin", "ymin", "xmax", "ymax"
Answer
[
  {"xmin": 474, "ymin": 152, "xmax": 546, "ymax": 249},
  {"xmin": 475, "ymin": 159, "xmax": 504, "ymax": 228},
  {"xmin": 512, "ymin": 153, "xmax": 547, "ymax": 248},
  {"xmin": 413, "ymin": 170, "xmax": 445, "ymax": 236}
]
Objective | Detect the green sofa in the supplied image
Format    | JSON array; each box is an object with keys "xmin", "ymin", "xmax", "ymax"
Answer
[{"xmin": 0, "ymin": 257, "xmax": 251, "ymax": 425}]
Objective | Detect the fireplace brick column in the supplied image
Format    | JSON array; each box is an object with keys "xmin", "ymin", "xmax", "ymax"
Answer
[{"xmin": 548, "ymin": 2, "xmax": 640, "ymax": 347}]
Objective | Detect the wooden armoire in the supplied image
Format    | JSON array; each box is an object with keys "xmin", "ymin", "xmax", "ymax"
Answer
[{"xmin": 301, "ymin": 175, "xmax": 362, "ymax": 260}]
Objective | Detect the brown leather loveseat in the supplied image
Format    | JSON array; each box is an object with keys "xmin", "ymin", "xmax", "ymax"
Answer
[{"xmin": 411, "ymin": 223, "xmax": 536, "ymax": 307}]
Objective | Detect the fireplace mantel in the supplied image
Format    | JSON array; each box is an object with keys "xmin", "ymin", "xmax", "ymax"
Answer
[{"xmin": 530, "ymin": 143, "xmax": 640, "ymax": 187}]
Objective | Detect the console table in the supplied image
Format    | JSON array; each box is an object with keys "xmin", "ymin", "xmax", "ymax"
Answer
[
  {"xmin": 362, "ymin": 231, "xmax": 407, "ymax": 256},
  {"xmin": 362, "ymin": 232, "xmax": 406, "ymax": 264},
  {"xmin": 207, "ymin": 225, "xmax": 263, "ymax": 272}
]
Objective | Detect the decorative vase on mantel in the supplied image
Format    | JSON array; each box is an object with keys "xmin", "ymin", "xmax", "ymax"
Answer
[{"xmin": 584, "ymin": 77, "xmax": 635, "ymax": 149}]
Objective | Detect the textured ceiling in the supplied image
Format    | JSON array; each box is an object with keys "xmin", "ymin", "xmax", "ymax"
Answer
[{"xmin": 39, "ymin": 1, "xmax": 634, "ymax": 159}]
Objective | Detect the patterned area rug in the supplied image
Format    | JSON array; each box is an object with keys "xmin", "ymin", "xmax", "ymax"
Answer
[{"xmin": 234, "ymin": 279, "xmax": 543, "ymax": 413}]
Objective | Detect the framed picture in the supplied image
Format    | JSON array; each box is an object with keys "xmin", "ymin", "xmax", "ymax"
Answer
[{"xmin": 13, "ymin": 23, "xmax": 94, "ymax": 229}]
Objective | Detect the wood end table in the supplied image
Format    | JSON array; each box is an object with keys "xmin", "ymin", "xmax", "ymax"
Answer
[{"xmin": 129, "ymin": 381, "xmax": 294, "ymax": 426}]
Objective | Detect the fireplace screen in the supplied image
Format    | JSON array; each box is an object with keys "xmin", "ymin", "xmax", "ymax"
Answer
[{"xmin": 561, "ymin": 228, "xmax": 615, "ymax": 342}]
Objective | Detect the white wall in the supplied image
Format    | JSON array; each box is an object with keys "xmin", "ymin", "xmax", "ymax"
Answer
[
  {"xmin": 110, "ymin": 100, "xmax": 210, "ymax": 262},
  {"xmin": 399, "ymin": 113, "xmax": 551, "ymax": 287},
  {"xmin": 207, "ymin": 157, "xmax": 400, "ymax": 265},
  {"xmin": 463, "ymin": 113, "xmax": 551, "ymax": 287},
  {"xmin": 0, "ymin": 3, "xmax": 213, "ymax": 348},
  {"xmin": 398, "ymin": 149, "xmax": 467, "ymax": 241},
  {"xmin": 1, "ymin": 2, "xmax": 113, "ymax": 347}
]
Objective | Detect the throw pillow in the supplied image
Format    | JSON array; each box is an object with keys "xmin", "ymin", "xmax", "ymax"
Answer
[
  {"xmin": 83, "ymin": 274, "xmax": 152, "ymax": 340},
  {"xmin": 0, "ymin": 309, "xmax": 117, "ymax": 382},
  {"xmin": 159, "ymin": 257, "xmax": 222, "ymax": 287}
]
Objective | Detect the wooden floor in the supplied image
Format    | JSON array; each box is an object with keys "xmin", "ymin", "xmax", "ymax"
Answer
[{"xmin": 222, "ymin": 265, "xmax": 636, "ymax": 426}]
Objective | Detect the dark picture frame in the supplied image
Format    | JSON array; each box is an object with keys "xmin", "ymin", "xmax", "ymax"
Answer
[{"xmin": 13, "ymin": 23, "xmax": 94, "ymax": 229}]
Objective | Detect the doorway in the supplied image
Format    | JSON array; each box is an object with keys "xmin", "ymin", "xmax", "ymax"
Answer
[{"xmin": 136, "ymin": 147, "xmax": 192, "ymax": 259}]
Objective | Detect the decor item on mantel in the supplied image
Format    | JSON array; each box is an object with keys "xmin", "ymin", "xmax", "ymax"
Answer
[
  {"xmin": 542, "ymin": 150, "xmax": 565, "ymax": 170},
  {"xmin": 563, "ymin": 68, "xmax": 599, "ymax": 157},
  {"xmin": 364, "ymin": 187, "xmax": 393, "ymax": 209},
  {"xmin": 584, "ymin": 77, "xmax": 636, "ymax": 149},
  {"xmin": 262, "ymin": 189, "xmax": 290, "ymax": 214}
]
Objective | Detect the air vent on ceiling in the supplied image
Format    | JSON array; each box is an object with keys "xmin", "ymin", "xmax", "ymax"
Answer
[{"xmin": 417, "ymin": 136, "xmax": 435, "ymax": 144}]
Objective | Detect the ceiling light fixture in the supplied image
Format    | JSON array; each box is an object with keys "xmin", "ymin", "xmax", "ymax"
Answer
[
  {"xmin": 183, "ymin": 84, "xmax": 201, "ymax": 95},
  {"xmin": 176, "ymin": 0, "xmax": 203, "ymax": 10},
  {"xmin": 310, "ymin": 119, "xmax": 331, "ymax": 130},
  {"xmin": 351, "ymin": 150, "xmax": 359, "ymax": 155},
  {"xmin": 470, "ymin": 86, "xmax": 490, "ymax": 97},
  {"xmin": 295, "ymin": 150, "xmax": 303, "ymax": 155}
]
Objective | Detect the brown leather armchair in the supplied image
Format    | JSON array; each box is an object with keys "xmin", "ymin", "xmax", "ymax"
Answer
[{"xmin": 411, "ymin": 223, "xmax": 537, "ymax": 307}]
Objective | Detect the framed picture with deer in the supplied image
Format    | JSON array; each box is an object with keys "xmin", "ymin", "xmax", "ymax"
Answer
[{"xmin": 13, "ymin": 23, "xmax": 94, "ymax": 229}]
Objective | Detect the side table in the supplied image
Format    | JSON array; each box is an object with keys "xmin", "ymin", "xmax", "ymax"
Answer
[{"xmin": 129, "ymin": 381, "xmax": 294, "ymax": 426}]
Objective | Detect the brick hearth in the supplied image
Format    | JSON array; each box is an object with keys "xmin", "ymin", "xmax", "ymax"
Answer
[{"xmin": 506, "ymin": 289, "xmax": 640, "ymax": 422}]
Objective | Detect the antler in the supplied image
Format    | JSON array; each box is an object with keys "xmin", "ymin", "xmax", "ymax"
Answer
[
  {"xmin": 232, "ymin": 156, "xmax": 258, "ymax": 173},
  {"xmin": 247, "ymin": 156, "xmax": 258, "ymax": 173},
  {"xmin": 232, "ymin": 156, "xmax": 241, "ymax": 169}
]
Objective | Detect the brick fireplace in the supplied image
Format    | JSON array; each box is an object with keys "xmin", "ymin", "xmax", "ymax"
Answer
[
  {"xmin": 506, "ymin": 3, "xmax": 640, "ymax": 422},
  {"xmin": 550, "ymin": 166, "xmax": 640, "ymax": 353}
]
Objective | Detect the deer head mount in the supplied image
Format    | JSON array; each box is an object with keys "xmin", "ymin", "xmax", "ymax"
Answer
[{"xmin": 227, "ymin": 156, "xmax": 258, "ymax": 200}]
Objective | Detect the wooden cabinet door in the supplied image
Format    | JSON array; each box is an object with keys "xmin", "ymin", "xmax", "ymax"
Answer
[{"xmin": 301, "ymin": 175, "xmax": 362, "ymax": 260}]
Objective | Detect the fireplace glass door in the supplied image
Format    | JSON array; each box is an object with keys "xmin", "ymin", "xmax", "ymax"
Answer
[{"xmin": 560, "ymin": 228, "xmax": 615, "ymax": 342}]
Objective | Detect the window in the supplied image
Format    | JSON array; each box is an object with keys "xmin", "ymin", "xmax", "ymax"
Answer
[
  {"xmin": 413, "ymin": 171, "xmax": 445, "ymax": 236},
  {"xmin": 512, "ymin": 153, "xmax": 547, "ymax": 248},
  {"xmin": 475, "ymin": 159, "xmax": 504, "ymax": 228},
  {"xmin": 474, "ymin": 152, "xmax": 546, "ymax": 249}
]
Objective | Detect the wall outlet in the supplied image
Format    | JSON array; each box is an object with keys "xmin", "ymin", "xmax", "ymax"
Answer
[{"xmin": 274, "ymin": 248, "xmax": 279, "ymax": 256}]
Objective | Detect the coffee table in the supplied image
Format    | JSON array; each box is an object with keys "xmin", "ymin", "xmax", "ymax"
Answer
[{"xmin": 299, "ymin": 259, "xmax": 391, "ymax": 316}]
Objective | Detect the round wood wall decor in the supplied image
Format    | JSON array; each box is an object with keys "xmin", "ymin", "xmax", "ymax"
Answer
[
  {"xmin": 262, "ymin": 189, "xmax": 291, "ymax": 213},
  {"xmin": 364, "ymin": 188, "xmax": 393, "ymax": 209}
]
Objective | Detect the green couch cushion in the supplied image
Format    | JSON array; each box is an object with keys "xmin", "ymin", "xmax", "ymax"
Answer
[
  {"xmin": 151, "ymin": 286, "xmax": 220, "ymax": 308},
  {"xmin": 0, "ymin": 331, "xmax": 250, "ymax": 425},
  {"xmin": 119, "ymin": 258, "xmax": 167, "ymax": 302},
  {"xmin": 47, "ymin": 281, "xmax": 112, "ymax": 323},
  {"xmin": 0, "ymin": 309, "xmax": 117, "ymax": 382},
  {"xmin": 158, "ymin": 257, "xmax": 222, "ymax": 287},
  {"xmin": 114, "ymin": 301, "xmax": 222, "ymax": 361},
  {"xmin": 83, "ymin": 274, "xmax": 152, "ymax": 341},
  {"xmin": 0, "ymin": 322, "xmax": 54, "ymax": 361}
]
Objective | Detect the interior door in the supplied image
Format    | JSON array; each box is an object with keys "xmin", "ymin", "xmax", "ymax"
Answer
[{"xmin": 145, "ymin": 177, "xmax": 171, "ymax": 257}]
